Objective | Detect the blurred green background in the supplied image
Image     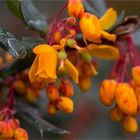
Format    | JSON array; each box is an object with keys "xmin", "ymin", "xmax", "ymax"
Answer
[{"xmin": 0, "ymin": 0, "xmax": 140, "ymax": 139}]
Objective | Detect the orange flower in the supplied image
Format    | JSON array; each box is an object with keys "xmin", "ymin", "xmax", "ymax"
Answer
[
  {"xmin": 122, "ymin": 116, "xmax": 138, "ymax": 133},
  {"xmin": 115, "ymin": 83, "xmax": 137, "ymax": 115},
  {"xmin": 0, "ymin": 121, "xmax": 14, "ymax": 139},
  {"xmin": 79, "ymin": 11, "xmax": 117, "ymax": 43},
  {"xmin": 79, "ymin": 12, "xmax": 102, "ymax": 43},
  {"xmin": 110, "ymin": 107, "xmax": 123, "ymax": 122},
  {"xmin": 56, "ymin": 97, "xmax": 73, "ymax": 113},
  {"xmin": 68, "ymin": 0, "xmax": 84, "ymax": 18},
  {"xmin": 46, "ymin": 84, "xmax": 60, "ymax": 101},
  {"xmin": 14, "ymin": 128, "xmax": 28, "ymax": 140},
  {"xmin": 132, "ymin": 66, "xmax": 140, "ymax": 85},
  {"xmin": 99, "ymin": 79, "xmax": 117, "ymax": 106},
  {"xmin": 29, "ymin": 44, "xmax": 57, "ymax": 85}
]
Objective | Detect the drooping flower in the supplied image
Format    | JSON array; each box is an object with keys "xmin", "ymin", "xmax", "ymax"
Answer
[
  {"xmin": 14, "ymin": 128, "xmax": 28, "ymax": 140},
  {"xmin": 29, "ymin": 44, "xmax": 58, "ymax": 87},
  {"xmin": 115, "ymin": 83, "xmax": 137, "ymax": 115},
  {"xmin": 132, "ymin": 66, "xmax": 140, "ymax": 85},
  {"xmin": 68, "ymin": 0, "xmax": 84, "ymax": 18},
  {"xmin": 79, "ymin": 9, "xmax": 117, "ymax": 43},
  {"xmin": 99, "ymin": 79, "xmax": 117, "ymax": 106},
  {"xmin": 122, "ymin": 116, "xmax": 138, "ymax": 133},
  {"xmin": 56, "ymin": 97, "xmax": 73, "ymax": 113}
]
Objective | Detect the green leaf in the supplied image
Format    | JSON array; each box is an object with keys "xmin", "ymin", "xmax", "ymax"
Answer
[
  {"xmin": 0, "ymin": 37, "xmax": 46, "ymax": 78},
  {"xmin": 5, "ymin": 0, "xmax": 22, "ymax": 18},
  {"xmin": 20, "ymin": 0, "xmax": 48, "ymax": 33},
  {"xmin": 0, "ymin": 27, "xmax": 27, "ymax": 58}
]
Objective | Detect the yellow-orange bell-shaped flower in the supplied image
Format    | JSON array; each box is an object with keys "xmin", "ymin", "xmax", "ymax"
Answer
[
  {"xmin": 68, "ymin": 0, "xmax": 84, "ymax": 18},
  {"xmin": 29, "ymin": 44, "xmax": 57, "ymax": 86},
  {"xmin": 79, "ymin": 12, "xmax": 102, "ymax": 43}
]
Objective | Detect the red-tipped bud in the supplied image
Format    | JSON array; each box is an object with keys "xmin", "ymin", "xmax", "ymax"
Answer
[
  {"xmin": 56, "ymin": 97, "xmax": 73, "ymax": 113},
  {"xmin": 46, "ymin": 84, "xmax": 60, "ymax": 101},
  {"xmin": 132, "ymin": 66, "xmax": 140, "ymax": 85},
  {"xmin": 14, "ymin": 128, "xmax": 28, "ymax": 140},
  {"xmin": 0, "ymin": 121, "xmax": 14, "ymax": 138},
  {"xmin": 59, "ymin": 80, "xmax": 74, "ymax": 97},
  {"xmin": 8, "ymin": 119, "xmax": 20, "ymax": 131},
  {"xmin": 48, "ymin": 102, "xmax": 57, "ymax": 115}
]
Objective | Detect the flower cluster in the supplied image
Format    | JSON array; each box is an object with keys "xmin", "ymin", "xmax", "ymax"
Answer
[
  {"xmin": 0, "ymin": 119, "xmax": 28, "ymax": 140},
  {"xmin": 99, "ymin": 36, "xmax": 140, "ymax": 132},
  {"xmin": 1, "ymin": 0, "xmax": 139, "ymax": 136},
  {"xmin": 46, "ymin": 79, "xmax": 74, "ymax": 115},
  {"xmin": 28, "ymin": 0, "xmax": 119, "ymax": 116}
]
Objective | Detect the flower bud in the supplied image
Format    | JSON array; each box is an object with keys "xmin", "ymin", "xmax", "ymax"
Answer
[
  {"xmin": 122, "ymin": 116, "xmax": 138, "ymax": 133},
  {"xmin": 115, "ymin": 83, "xmax": 137, "ymax": 115},
  {"xmin": 12, "ymin": 80, "xmax": 26, "ymax": 95},
  {"xmin": 54, "ymin": 31, "xmax": 61, "ymax": 44},
  {"xmin": 68, "ymin": 0, "xmax": 84, "ymax": 18},
  {"xmin": 58, "ymin": 51, "xmax": 67, "ymax": 60},
  {"xmin": 99, "ymin": 80, "xmax": 117, "ymax": 106},
  {"xmin": 48, "ymin": 102, "xmax": 57, "ymax": 115},
  {"xmin": 25, "ymin": 88, "xmax": 40, "ymax": 103},
  {"xmin": 134, "ymin": 87, "xmax": 140, "ymax": 109},
  {"xmin": 56, "ymin": 97, "xmax": 73, "ymax": 113},
  {"xmin": 14, "ymin": 128, "xmax": 28, "ymax": 140},
  {"xmin": 66, "ymin": 39, "xmax": 76, "ymax": 48},
  {"xmin": 132, "ymin": 66, "xmax": 140, "ymax": 85},
  {"xmin": 81, "ymin": 62, "xmax": 97, "ymax": 77},
  {"xmin": 67, "ymin": 17, "xmax": 76, "ymax": 25},
  {"xmin": 78, "ymin": 76, "xmax": 92, "ymax": 91},
  {"xmin": 46, "ymin": 84, "xmax": 60, "ymax": 101},
  {"xmin": 82, "ymin": 52, "xmax": 92, "ymax": 63},
  {"xmin": 59, "ymin": 80, "xmax": 74, "ymax": 97},
  {"xmin": 110, "ymin": 107, "xmax": 123, "ymax": 122},
  {"xmin": 0, "ymin": 121, "xmax": 13, "ymax": 138},
  {"xmin": 8, "ymin": 119, "xmax": 20, "ymax": 131}
]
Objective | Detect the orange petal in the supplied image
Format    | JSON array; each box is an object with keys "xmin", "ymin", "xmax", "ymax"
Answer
[
  {"xmin": 36, "ymin": 52, "xmax": 57, "ymax": 80},
  {"xmin": 101, "ymin": 30, "xmax": 116, "ymax": 42},
  {"xmin": 64, "ymin": 59, "xmax": 79, "ymax": 83},
  {"xmin": 33, "ymin": 44, "xmax": 55, "ymax": 54},
  {"xmin": 29, "ymin": 55, "xmax": 39, "ymax": 82},
  {"xmin": 87, "ymin": 44, "xmax": 120, "ymax": 60},
  {"xmin": 100, "ymin": 8, "xmax": 117, "ymax": 30}
]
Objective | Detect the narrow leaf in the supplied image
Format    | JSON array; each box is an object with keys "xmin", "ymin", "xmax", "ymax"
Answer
[
  {"xmin": 0, "ymin": 28, "xmax": 27, "ymax": 58},
  {"xmin": 5, "ymin": 0, "xmax": 22, "ymax": 18},
  {"xmin": 20, "ymin": 0, "xmax": 48, "ymax": 33}
]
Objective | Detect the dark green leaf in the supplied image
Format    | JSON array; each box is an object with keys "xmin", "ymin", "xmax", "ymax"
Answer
[
  {"xmin": 0, "ymin": 27, "xmax": 27, "ymax": 58},
  {"xmin": 20, "ymin": 0, "xmax": 48, "ymax": 33},
  {"xmin": 0, "ymin": 37, "xmax": 46, "ymax": 78},
  {"xmin": 5, "ymin": 0, "xmax": 22, "ymax": 18}
]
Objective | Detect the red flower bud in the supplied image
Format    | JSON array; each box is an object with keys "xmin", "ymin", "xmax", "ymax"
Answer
[
  {"xmin": 59, "ymin": 80, "xmax": 74, "ymax": 97},
  {"xmin": 0, "ymin": 121, "xmax": 14, "ymax": 138},
  {"xmin": 14, "ymin": 128, "xmax": 28, "ymax": 140}
]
